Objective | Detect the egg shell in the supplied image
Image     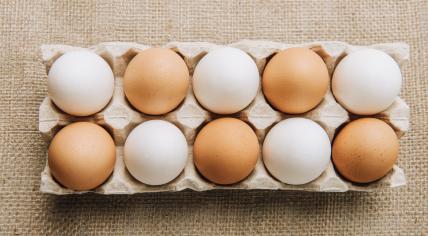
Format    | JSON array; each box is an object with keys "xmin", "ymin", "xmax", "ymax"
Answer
[
  {"xmin": 332, "ymin": 118, "xmax": 399, "ymax": 183},
  {"xmin": 332, "ymin": 49, "xmax": 402, "ymax": 115},
  {"xmin": 262, "ymin": 47, "xmax": 330, "ymax": 114},
  {"xmin": 192, "ymin": 47, "xmax": 260, "ymax": 114},
  {"xmin": 48, "ymin": 50, "xmax": 114, "ymax": 116},
  {"xmin": 39, "ymin": 41, "xmax": 410, "ymax": 194},
  {"xmin": 193, "ymin": 118, "xmax": 260, "ymax": 185},
  {"xmin": 48, "ymin": 122, "xmax": 116, "ymax": 191},
  {"xmin": 124, "ymin": 48, "xmax": 190, "ymax": 115},
  {"xmin": 124, "ymin": 120, "xmax": 188, "ymax": 186},
  {"xmin": 263, "ymin": 118, "xmax": 331, "ymax": 185}
]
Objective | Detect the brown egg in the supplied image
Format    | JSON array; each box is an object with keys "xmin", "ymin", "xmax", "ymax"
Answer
[
  {"xmin": 332, "ymin": 118, "xmax": 399, "ymax": 183},
  {"xmin": 124, "ymin": 48, "xmax": 190, "ymax": 115},
  {"xmin": 48, "ymin": 122, "xmax": 116, "ymax": 190},
  {"xmin": 193, "ymin": 118, "xmax": 260, "ymax": 185},
  {"xmin": 262, "ymin": 47, "xmax": 330, "ymax": 114}
]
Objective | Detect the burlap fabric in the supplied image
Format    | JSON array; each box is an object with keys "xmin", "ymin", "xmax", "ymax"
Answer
[{"xmin": 0, "ymin": 0, "xmax": 426, "ymax": 235}]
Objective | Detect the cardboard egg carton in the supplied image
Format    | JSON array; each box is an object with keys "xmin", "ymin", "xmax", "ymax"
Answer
[{"xmin": 39, "ymin": 40, "xmax": 410, "ymax": 194}]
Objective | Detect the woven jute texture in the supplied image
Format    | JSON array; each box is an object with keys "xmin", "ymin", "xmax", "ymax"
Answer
[{"xmin": 0, "ymin": 0, "xmax": 427, "ymax": 235}]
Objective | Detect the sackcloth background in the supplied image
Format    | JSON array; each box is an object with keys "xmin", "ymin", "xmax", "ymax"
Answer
[{"xmin": 0, "ymin": 0, "xmax": 427, "ymax": 235}]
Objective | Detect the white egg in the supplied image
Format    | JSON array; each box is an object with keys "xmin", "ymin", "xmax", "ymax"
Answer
[
  {"xmin": 262, "ymin": 118, "xmax": 331, "ymax": 185},
  {"xmin": 192, "ymin": 47, "xmax": 260, "ymax": 114},
  {"xmin": 332, "ymin": 49, "xmax": 402, "ymax": 115},
  {"xmin": 48, "ymin": 50, "xmax": 114, "ymax": 116},
  {"xmin": 124, "ymin": 120, "xmax": 188, "ymax": 185}
]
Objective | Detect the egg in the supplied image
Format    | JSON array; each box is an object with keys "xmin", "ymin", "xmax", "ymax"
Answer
[
  {"xmin": 332, "ymin": 118, "xmax": 399, "ymax": 183},
  {"xmin": 124, "ymin": 120, "xmax": 188, "ymax": 185},
  {"xmin": 192, "ymin": 47, "xmax": 260, "ymax": 114},
  {"xmin": 123, "ymin": 48, "xmax": 190, "ymax": 115},
  {"xmin": 193, "ymin": 118, "xmax": 260, "ymax": 185},
  {"xmin": 48, "ymin": 122, "xmax": 116, "ymax": 190},
  {"xmin": 262, "ymin": 118, "xmax": 331, "ymax": 185},
  {"xmin": 48, "ymin": 51, "xmax": 115, "ymax": 116},
  {"xmin": 262, "ymin": 48, "xmax": 329, "ymax": 114},
  {"xmin": 332, "ymin": 49, "xmax": 402, "ymax": 115}
]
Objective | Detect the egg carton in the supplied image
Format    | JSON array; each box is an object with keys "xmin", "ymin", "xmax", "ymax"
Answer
[{"xmin": 38, "ymin": 40, "xmax": 410, "ymax": 194}]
